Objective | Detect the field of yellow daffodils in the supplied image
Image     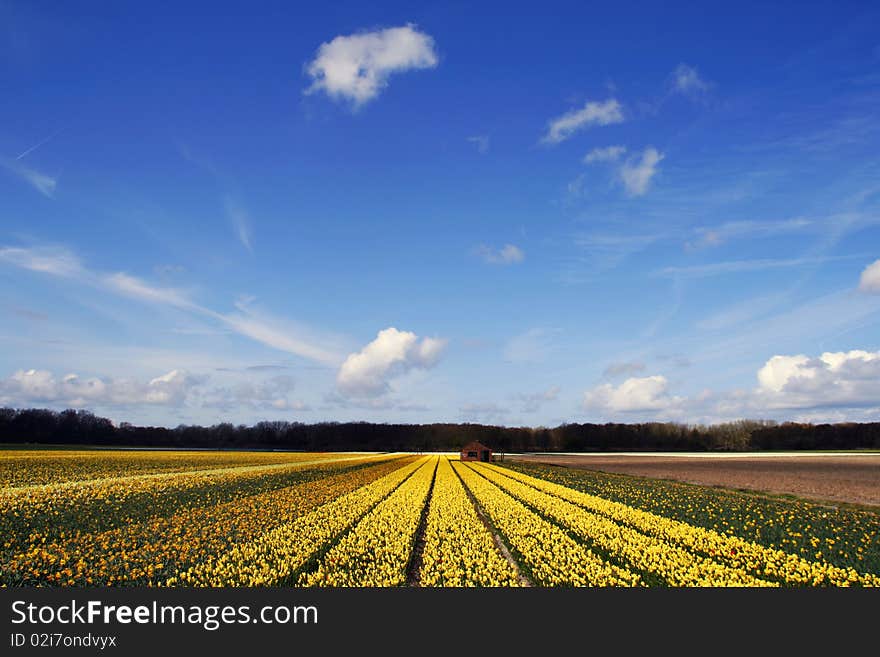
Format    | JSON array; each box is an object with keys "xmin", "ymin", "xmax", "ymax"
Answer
[{"xmin": 2, "ymin": 449, "xmax": 877, "ymax": 587}]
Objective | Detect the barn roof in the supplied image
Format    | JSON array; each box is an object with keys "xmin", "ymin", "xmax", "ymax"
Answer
[{"xmin": 460, "ymin": 441, "xmax": 492, "ymax": 451}]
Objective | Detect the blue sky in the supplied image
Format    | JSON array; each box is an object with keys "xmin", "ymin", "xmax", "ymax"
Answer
[{"xmin": 2, "ymin": 0, "xmax": 880, "ymax": 427}]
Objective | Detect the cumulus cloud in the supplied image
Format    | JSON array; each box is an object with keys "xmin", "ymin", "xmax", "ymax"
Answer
[
  {"xmin": 541, "ymin": 99, "xmax": 624, "ymax": 145},
  {"xmin": 0, "ymin": 369, "xmax": 201, "ymax": 408},
  {"xmin": 583, "ymin": 375, "xmax": 681, "ymax": 413},
  {"xmin": 336, "ymin": 327, "xmax": 447, "ymax": 397},
  {"xmin": 858, "ymin": 259, "xmax": 880, "ymax": 293},
  {"xmin": 580, "ymin": 350, "xmax": 880, "ymax": 423},
  {"xmin": 754, "ymin": 350, "xmax": 880, "ymax": 408},
  {"xmin": 204, "ymin": 375, "xmax": 310, "ymax": 412},
  {"xmin": 619, "ymin": 147, "xmax": 664, "ymax": 196},
  {"xmin": 477, "ymin": 244, "xmax": 524, "ymax": 265},
  {"xmin": 304, "ymin": 24, "xmax": 438, "ymax": 107},
  {"xmin": 672, "ymin": 63, "xmax": 710, "ymax": 97},
  {"xmin": 583, "ymin": 145, "xmax": 626, "ymax": 164}
]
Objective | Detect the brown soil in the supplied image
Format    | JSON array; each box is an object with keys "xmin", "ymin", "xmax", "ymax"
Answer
[{"xmin": 508, "ymin": 454, "xmax": 880, "ymax": 508}]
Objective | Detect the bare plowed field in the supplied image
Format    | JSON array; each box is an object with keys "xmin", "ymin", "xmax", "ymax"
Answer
[{"xmin": 508, "ymin": 454, "xmax": 880, "ymax": 507}]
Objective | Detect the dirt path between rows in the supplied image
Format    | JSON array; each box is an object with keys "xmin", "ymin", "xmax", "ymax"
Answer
[{"xmin": 508, "ymin": 454, "xmax": 880, "ymax": 508}]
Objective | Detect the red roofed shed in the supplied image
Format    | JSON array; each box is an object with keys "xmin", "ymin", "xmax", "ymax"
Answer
[{"xmin": 460, "ymin": 441, "xmax": 493, "ymax": 462}]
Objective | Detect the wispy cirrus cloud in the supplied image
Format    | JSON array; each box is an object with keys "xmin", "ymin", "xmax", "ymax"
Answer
[
  {"xmin": 655, "ymin": 254, "xmax": 858, "ymax": 279},
  {"xmin": 217, "ymin": 301, "xmax": 343, "ymax": 366},
  {"xmin": 0, "ymin": 244, "xmax": 344, "ymax": 365},
  {"xmin": 1, "ymin": 130, "xmax": 62, "ymax": 197},
  {"xmin": 224, "ymin": 196, "xmax": 254, "ymax": 253},
  {"xmin": 541, "ymin": 98, "xmax": 624, "ymax": 145},
  {"xmin": 0, "ymin": 245, "xmax": 83, "ymax": 277},
  {"xmin": 685, "ymin": 218, "xmax": 813, "ymax": 250},
  {"xmin": 304, "ymin": 24, "xmax": 438, "ymax": 108},
  {"xmin": 1, "ymin": 158, "xmax": 57, "ymax": 197},
  {"xmin": 104, "ymin": 272, "xmax": 195, "ymax": 309}
]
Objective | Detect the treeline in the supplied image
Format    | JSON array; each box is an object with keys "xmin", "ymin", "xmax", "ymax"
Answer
[{"xmin": 2, "ymin": 408, "xmax": 880, "ymax": 452}]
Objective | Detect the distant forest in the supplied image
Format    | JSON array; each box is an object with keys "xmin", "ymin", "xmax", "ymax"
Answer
[{"xmin": 2, "ymin": 407, "xmax": 880, "ymax": 452}]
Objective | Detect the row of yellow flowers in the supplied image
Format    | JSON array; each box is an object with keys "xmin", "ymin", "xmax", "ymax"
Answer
[
  {"xmin": 302, "ymin": 456, "xmax": 437, "ymax": 586},
  {"xmin": 0, "ymin": 449, "xmax": 317, "ymax": 488},
  {"xmin": 2, "ymin": 453, "xmax": 400, "ymax": 555},
  {"xmin": 486, "ymin": 463, "xmax": 880, "ymax": 587},
  {"xmin": 505, "ymin": 460, "xmax": 880, "ymax": 573},
  {"xmin": 470, "ymin": 463, "xmax": 773, "ymax": 587},
  {"xmin": 170, "ymin": 457, "xmax": 427, "ymax": 586},
  {"xmin": 418, "ymin": 457, "xmax": 520, "ymax": 587},
  {"xmin": 1, "ymin": 456, "xmax": 413, "ymax": 586},
  {"xmin": 452, "ymin": 461, "xmax": 640, "ymax": 587}
]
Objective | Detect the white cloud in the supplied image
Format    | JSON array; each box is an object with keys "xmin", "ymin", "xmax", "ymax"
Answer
[
  {"xmin": 579, "ymin": 349, "xmax": 880, "ymax": 423},
  {"xmin": 467, "ymin": 135, "xmax": 489, "ymax": 154},
  {"xmin": 503, "ymin": 328, "xmax": 559, "ymax": 364},
  {"xmin": 216, "ymin": 305, "xmax": 344, "ymax": 366},
  {"xmin": 583, "ymin": 145, "xmax": 626, "ymax": 164},
  {"xmin": 858, "ymin": 259, "xmax": 880, "ymax": 293},
  {"xmin": 619, "ymin": 147, "xmax": 664, "ymax": 196},
  {"xmin": 757, "ymin": 355, "xmax": 812, "ymax": 392},
  {"xmin": 541, "ymin": 99, "xmax": 624, "ymax": 145},
  {"xmin": 0, "ymin": 246, "xmax": 83, "ymax": 277},
  {"xmin": 1, "ymin": 158, "xmax": 57, "ymax": 197},
  {"xmin": 203, "ymin": 375, "xmax": 311, "ymax": 412},
  {"xmin": 583, "ymin": 375, "xmax": 681, "ymax": 413},
  {"xmin": 672, "ymin": 63, "xmax": 709, "ymax": 96},
  {"xmin": 337, "ymin": 327, "xmax": 447, "ymax": 397},
  {"xmin": 103, "ymin": 272, "xmax": 194, "ymax": 309},
  {"xmin": 515, "ymin": 386, "xmax": 560, "ymax": 413},
  {"xmin": 224, "ymin": 197, "xmax": 253, "ymax": 253},
  {"xmin": 0, "ymin": 368, "xmax": 201, "ymax": 407},
  {"xmin": 656, "ymin": 255, "xmax": 850, "ymax": 279},
  {"xmin": 304, "ymin": 24, "xmax": 438, "ymax": 107},
  {"xmin": 477, "ymin": 243, "xmax": 524, "ymax": 265},
  {"xmin": 686, "ymin": 218, "xmax": 813, "ymax": 250},
  {"xmin": 0, "ymin": 245, "xmax": 344, "ymax": 366},
  {"xmin": 755, "ymin": 351, "xmax": 880, "ymax": 409}
]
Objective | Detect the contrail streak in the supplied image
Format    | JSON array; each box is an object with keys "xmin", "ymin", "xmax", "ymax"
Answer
[{"xmin": 16, "ymin": 129, "xmax": 63, "ymax": 160}]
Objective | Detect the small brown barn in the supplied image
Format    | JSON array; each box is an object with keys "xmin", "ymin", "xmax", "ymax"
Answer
[{"xmin": 460, "ymin": 441, "xmax": 493, "ymax": 462}]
